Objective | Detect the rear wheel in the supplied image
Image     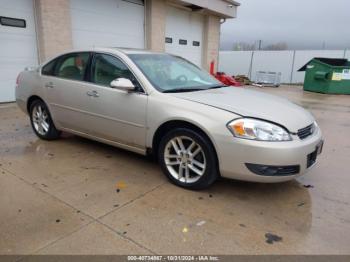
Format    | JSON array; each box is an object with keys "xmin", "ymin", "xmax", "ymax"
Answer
[
  {"xmin": 29, "ymin": 100, "xmax": 61, "ymax": 140},
  {"xmin": 158, "ymin": 128, "xmax": 219, "ymax": 190}
]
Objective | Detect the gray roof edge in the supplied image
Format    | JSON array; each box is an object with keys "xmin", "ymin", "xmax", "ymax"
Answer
[{"xmin": 224, "ymin": 0, "xmax": 241, "ymax": 6}]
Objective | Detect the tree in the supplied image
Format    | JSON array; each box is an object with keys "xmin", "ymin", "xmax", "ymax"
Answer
[
  {"xmin": 264, "ymin": 42, "xmax": 288, "ymax": 50},
  {"xmin": 232, "ymin": 42, "xmax": 256, "ymax": 51},
  {"xmin": 231, "ymin": 41, "xmax": 289, "ymax": 51}
]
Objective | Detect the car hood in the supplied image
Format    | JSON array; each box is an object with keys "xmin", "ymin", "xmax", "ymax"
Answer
[{"xmin": 171, "ymin": 87, "xmax": 314, "ymax": 132}]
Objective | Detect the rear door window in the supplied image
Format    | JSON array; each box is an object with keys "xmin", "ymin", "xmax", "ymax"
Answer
[{"xmin": 55, "ymin": 53, "xmax": 90, "ymax": 81}]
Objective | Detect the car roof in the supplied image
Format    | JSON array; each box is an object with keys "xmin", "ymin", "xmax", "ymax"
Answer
[
  {"xmin": 85, "ymin": 47, "xmax": 165, "ymax": 55},
  {"xmin": 42, "ymin": 47, "xmax": 171, "ymax": 66}
]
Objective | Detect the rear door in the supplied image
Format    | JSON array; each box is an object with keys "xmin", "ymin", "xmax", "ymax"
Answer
[{"xmin": 43, "ymin": 52, "xmax": 95, "ymax": 133}]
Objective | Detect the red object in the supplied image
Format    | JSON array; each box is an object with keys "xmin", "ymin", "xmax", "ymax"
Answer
[
  {"xmin": 209, "ymin": 61, "xmax": 241, "ymax": 87},
  {"xmin": 75, "ymin": 57, "xmax": 83, "ymax": 67},
  {"xmin": 210, "ymin": 61, "xmax": 215, "ymax": 75},
  {"xmin": 215, "ymin": 72, "xmax": 242, "ymax": 87}
]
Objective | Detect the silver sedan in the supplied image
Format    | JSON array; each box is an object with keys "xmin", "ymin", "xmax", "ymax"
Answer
[{"xmin": 16, "ymin": 48, "xmax": 323, "ymax": 189}]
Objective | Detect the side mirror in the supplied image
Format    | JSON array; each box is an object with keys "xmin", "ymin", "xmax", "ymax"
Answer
[{"xmin": 110, "ymin": 78, "xmax": 135, "ymax": 92}]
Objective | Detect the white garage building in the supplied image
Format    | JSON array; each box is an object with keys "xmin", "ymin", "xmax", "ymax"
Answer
[{"xmin": 0, "ymin": 0, "xmax": 239, "ymax": 102}]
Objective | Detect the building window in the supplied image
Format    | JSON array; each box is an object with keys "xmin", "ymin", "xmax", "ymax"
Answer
[
  {"xmin": 165, "ymin": 37, "xmax": 173, "ymax": 44},
  {"xmin": 122, "ymin": 0, "xmax": 144, "ymax": 6},
  {"xmin": 0, "ymin": 16, "xmax": 26, "ymax": 28},
  {"xmin": 179, "ymin": 39, "xmax": 187, "ymax": 45},
  {"xmin": 193, "ymin": 41, "xmax": 200, "ymax": 47}
]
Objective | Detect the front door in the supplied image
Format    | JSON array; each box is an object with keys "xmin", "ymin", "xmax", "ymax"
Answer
[{"xmin": 83, "ymin": 53, "xmax": 148, "ymax": 149}]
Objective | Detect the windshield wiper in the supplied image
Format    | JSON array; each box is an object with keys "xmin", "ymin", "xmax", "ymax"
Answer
[
  {"xmin": 163, "ymin": 88, "xmax": 205, "ymax": 93},
  {"xmin": 206, "ymin": 85, "xmax": 227, "ymax": 90}
]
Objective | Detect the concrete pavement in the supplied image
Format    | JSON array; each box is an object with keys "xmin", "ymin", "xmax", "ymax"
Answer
[{"xmin": 0, "ymin": 86, "xmax": 349, "ymax": 255}]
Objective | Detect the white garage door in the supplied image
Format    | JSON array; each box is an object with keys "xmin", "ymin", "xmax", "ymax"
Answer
[
  {"xmin": 70, "ymin": 0, "xmax": 145, "ymax": 49},
  {"xmin": 0, "ymin": 0, "xmax": 38, "ymax": 103},
  {"xmin": 165, "ymin": 6, "xmax": 204, "ymax": 67}
]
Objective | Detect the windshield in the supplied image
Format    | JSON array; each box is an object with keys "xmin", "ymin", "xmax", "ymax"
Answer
[{"xmin": 128, "ymin": 54, "xmax": 223, "ymax": 93}]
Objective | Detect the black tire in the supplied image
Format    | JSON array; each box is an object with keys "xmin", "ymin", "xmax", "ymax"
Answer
[
  {"xmin": 29, "ymin": 99, "xmax": 61, "ymax": 140},
  {"xmin": 158, "ymin": 128, "xmax": 219, "ymax": 190}
]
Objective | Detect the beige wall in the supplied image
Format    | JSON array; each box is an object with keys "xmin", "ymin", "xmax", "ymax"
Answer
[
  {"xmin": 203, "ymin": 15, "xmax": 221, "ymax": 72},
  {"xmin": 34, "ymin": 0, "xmax": 73, "ymax": 62},
  {"xmin": 145, "ymin": 0, "xmax": 166, "ymax": 52}
]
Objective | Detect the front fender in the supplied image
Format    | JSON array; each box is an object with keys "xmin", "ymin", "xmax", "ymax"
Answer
[{"xmin": 146, "ymin": 93, "xmax": 239, "ymax": 156}]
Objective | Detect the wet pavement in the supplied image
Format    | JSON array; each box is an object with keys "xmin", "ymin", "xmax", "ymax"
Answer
[{"xmin": 0, "ymin": 85, "xmax": 349, "ymax": 255}]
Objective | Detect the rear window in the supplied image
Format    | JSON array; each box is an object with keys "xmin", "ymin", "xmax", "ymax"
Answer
[{"xmin": 42, "ymin": 59, "xmax": 57, "ymax": 76}]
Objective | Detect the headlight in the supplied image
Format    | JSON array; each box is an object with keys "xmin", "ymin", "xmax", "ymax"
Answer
[{"xmin": 227, "ymin": 118, "xmax": 292, "ymax": 141}]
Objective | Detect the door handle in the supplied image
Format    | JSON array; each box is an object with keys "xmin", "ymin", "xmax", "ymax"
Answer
[
  {"xmin": 86, "ymin": 90, "xmax": 99, "ymax": 97},
  {"xmin": 45, "ymin": 82, "xmax": 54, "ymax": 88}
]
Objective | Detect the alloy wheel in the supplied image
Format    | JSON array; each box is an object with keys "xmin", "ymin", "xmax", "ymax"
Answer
[
  {"xmin": 164, "ymin": 136, "xmax": 206, "ymax": 183},
  {"xmin": 32, "ymin": 104, "xmax": 50, "ymax": 136}
]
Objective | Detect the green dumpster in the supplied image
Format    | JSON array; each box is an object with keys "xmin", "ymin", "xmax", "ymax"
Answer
[{"xmin": 298, "ymin": 58, "xmax": 350, "ymax": 94}]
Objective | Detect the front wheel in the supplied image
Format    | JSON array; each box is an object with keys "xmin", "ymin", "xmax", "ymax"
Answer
[
  {"xmin": 29, "ymin": 100, "xmax": 61, "ymax": 140},
  {"xmin": 158, "ymin": 128, "xmax": 219, "ymax": 190}
]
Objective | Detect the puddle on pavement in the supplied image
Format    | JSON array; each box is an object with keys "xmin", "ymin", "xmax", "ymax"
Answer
[{"xmin": 265, "ymin": 233, "xmax": 283, "ymax": 244}]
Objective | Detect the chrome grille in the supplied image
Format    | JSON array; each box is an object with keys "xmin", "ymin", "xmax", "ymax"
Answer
[{"xmin": 297, "ymin": 124, "xmax": 314, "ymax": 140}]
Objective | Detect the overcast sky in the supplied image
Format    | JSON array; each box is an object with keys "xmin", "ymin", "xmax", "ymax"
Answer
[{"xmin": 220, "ymin": 0, "xmax": 350, "ymax": 50}]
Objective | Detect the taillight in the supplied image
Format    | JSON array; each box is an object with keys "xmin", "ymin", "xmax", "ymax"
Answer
[{"xmin": 16, "ymin": 73, "xmax": 20, "ymax": 87}]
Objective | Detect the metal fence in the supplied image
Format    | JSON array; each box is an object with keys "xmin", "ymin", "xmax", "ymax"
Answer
[{"xmin": 218, "ymin": 49, "xmax": 350, "ymax": 84}]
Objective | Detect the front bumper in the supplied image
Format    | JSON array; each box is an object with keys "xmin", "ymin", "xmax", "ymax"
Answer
[{"xmin": 217, "ymin": 127, "xmax": 323, "ymax": 183}]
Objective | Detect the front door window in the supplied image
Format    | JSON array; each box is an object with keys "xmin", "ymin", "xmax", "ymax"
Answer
[{"xmin": 92, "ymin": 54, "xmax": 133, "ymax": 86}]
